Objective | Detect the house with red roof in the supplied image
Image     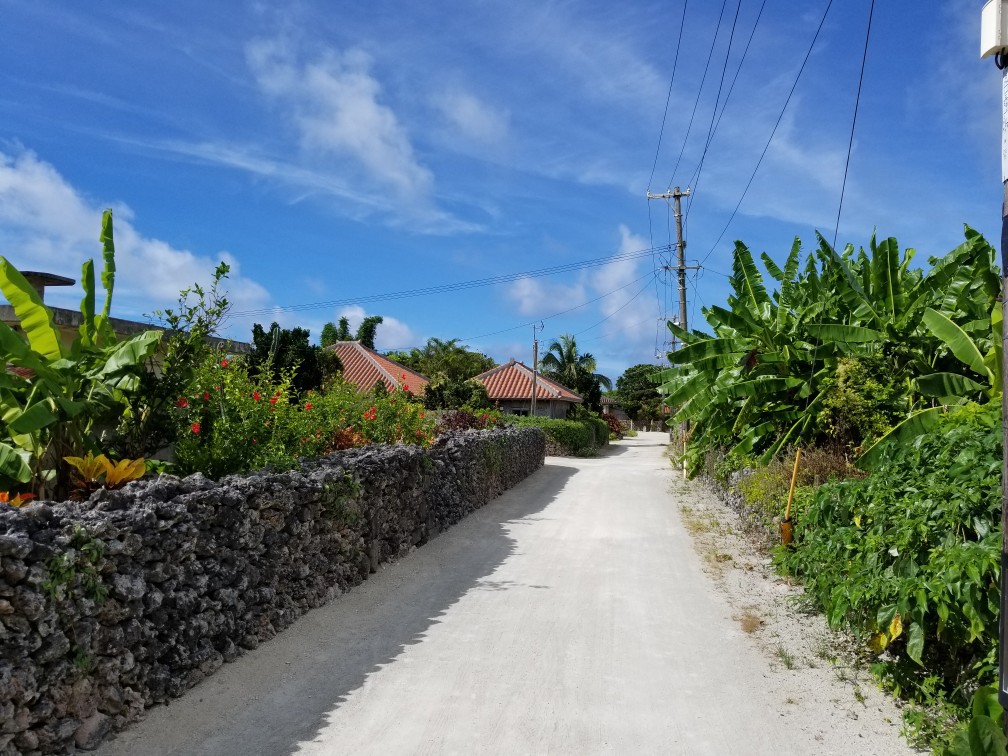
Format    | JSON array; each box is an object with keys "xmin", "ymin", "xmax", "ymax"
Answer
[
  {"xmin": 324, "ymin": 341, "xmax": 428, "ymax": 396},
  {"xmin": 473, "ymin": 359, "xmax": 581, "ymax": 419}
]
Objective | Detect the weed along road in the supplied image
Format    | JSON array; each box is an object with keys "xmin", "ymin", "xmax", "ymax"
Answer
[{"xmin": 98, "ymin": 432, "xmax": 909, "ymax": 756}]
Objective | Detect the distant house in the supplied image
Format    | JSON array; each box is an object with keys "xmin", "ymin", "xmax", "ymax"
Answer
[
  {"xmin": 473, "ymin": 359, "xmax": 581, "ymax": 419},
  {"xmin": 600, "ymin": 395, "xmax": 629, "ymax": 424},
  {"xmin": 324, "ymin": 341, "xmax": 428, "ymax": 395},
  {"xmin": 0, "ymin": 270, "xmax": 249, "ymax": 353}
]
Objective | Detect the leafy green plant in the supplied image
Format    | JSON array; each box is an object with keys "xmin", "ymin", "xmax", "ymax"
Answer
[
  {"xmin": 0, "ymin": 210, "xmax": 161, "ymax": 498},
  {"xmin": 776, "ymin": 402, "xmax": 1001, "ymax": 714},
  {"xmin": 942, "ymin": 686, "xmax": 1007, "ymax": 756},
  {"xmin": 507, "ymin": 414, "xmax": 606, "ymax": 455}
]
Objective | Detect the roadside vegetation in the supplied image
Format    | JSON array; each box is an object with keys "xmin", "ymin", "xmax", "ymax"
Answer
[{"xmin": 661, "ymin": 227, "xmax": 1005, "ymax": 753}]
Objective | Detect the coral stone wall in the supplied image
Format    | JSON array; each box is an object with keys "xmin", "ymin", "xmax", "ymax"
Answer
[{"xmin": 0, "ymin": 427, "xmax": 545, "ymax": 754}]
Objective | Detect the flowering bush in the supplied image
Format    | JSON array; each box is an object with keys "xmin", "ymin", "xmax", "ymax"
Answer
[
  {"xmin": 435, "ymin": 409, "xmax": 506, "ymax": 434},
  {"xmin": 172, "ymin": 357, "xmax": 435, "ymax": 478}
]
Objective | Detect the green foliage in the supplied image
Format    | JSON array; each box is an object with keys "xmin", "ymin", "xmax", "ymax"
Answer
[
  {"xmin": 354, "ymin": 315, "xmax": 383, "ymax": 350},
  {"xmin": 660, "ymin": 228, "xmax": 999, "ymax": 475},
  {"xmin": 776, "ymin": 402, "xmax": 1001, "ymax": 712},
  {"xmin": 942, "ymin": 686, "xmax": 1007, "ymax": 756},
  {"xmin": 508, "ymin": 413, "xmax": 608, "ymax": 456},
  {"xmin": 320, "ymin": 315, "xmax": 385, "ymax": 349},
  {"xmin": 42, "ymin": 525, "xmax": 107, "ymax": 602},
  {"xmin": 172, "ymin": 357, "xmax": 435, "ymax": 479},
  {"xmin": 423, "ymin": 376, "xmax": 492, "ymax": 411},
  {"xmin": 113, "ymin": 261, "xmax": 232, "ymax": 459},
  {"xmin": 614, "ymin": 363, "xmax": 664, "ymax": 423},
  {"xmin": 539, "ymin": 334, "xmax": 611, "ymax": 412},
  {"xmin": 0, "ymin": 210, "xmax": 162, "ymax": 498},
  {"xmin": 387, "ymin": 337, "xmax": 495, "ymax": 383},
  {"xmin": 248, "ymin": 321, "xmax": 333, "ymax": 394},
  {"xmin": 815, "ymin": 356, "xmax": 904, "ymax": 452}
]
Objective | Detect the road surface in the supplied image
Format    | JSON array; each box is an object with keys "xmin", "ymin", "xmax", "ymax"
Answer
[{"xmin": 99, "ymin": 432, "xmax": 909, "ymax": 755}]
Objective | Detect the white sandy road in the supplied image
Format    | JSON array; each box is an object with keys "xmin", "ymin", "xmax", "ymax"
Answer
[{"xmin": 98, "ymin": 432, "xmax": 912, "ymax": 755}]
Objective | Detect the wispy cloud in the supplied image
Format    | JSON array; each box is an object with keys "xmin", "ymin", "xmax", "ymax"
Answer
[
  {"xmin": 507, "ymin": 276, "xmax": 587, "ymax": 317},
  {"xmin": 0, "ymin": 148, "xmax": 271, "ymax": 331},
  {"xmin": 432, "ymin": 90, "xmax": 510, "ymax": 147},
  {"xmin": 247, "ymin": 38, "xmax": 433, "ymax": 199}
]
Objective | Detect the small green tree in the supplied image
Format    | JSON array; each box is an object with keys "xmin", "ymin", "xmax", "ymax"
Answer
[
  {"xmin": 540, "ymin": 334, "xmax": 611, "ymax": 413},
  {"xmin": 248, "ymin": 322, "xmax": 323, "ymax": 394},
  {"xmin": 615, "ymin": 364, "xmax": 663, "ymax": 423}
]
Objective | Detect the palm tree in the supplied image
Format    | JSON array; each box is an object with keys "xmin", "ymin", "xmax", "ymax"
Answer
[{"xmin": 540, "ymin": 335, "xmax": 612, "ymax": 405}]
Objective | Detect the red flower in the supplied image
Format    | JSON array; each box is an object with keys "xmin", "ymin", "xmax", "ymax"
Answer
[
  {"xmin": 416, "ymin": 430, "xmax": 423, "ymax": 438},
  {"xmin": 402, "ymin": 383, "xmax": 409, "ymax": 392},
  {"xmin": 220, "ymin": 358, "xmax": 229, "ymax": 368},
  {"xmin": 252, "ymin": 438, "xmax": 257, "ymax": 445},
  {"xmin": 191, "ymin": 423, "xmax": 201, "ymax": 434},
  {"xmin": 419, "ymin": 411, "xmax": 424, "ymax": 419},
  {"xmin": 176, "ymin": 396, "xmax": 189, "ymax": 408},
  {"xmin": 252, "ymin": 391, "xmax": 261, "ymax": 401},
  {"xmin": 305, "ymin": 402, "xmax": 312, "ymax": 411},
  {"xmin": 203, "ymin": 392, "xmax": 210, "ymax": 402},
  {"xmin": 269, "ymin": 396, "xmax": 278, "ymax": 406}
]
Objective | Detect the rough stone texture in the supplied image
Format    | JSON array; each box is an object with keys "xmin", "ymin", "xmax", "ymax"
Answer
[{"xmin": 0, "ymin": 427, "xmax": 545, "ymax": 755}]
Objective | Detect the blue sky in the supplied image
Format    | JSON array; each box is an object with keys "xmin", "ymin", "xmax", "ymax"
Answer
[{"xmin": 0, "ymin": 1, "xmax": 999, "ymax": 382}]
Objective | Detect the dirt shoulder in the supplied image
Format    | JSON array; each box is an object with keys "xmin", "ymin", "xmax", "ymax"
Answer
[{"xmin": 671, "ymin": 472, "xmax": 921, "ymax": 754}]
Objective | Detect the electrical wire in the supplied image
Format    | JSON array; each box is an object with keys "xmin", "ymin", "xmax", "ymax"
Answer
[
  {"xmin": 698, "ymin": 0, "xmax": 835, "ymax": 269},
  {"xmin": 682, "ymin": 0, "xmax": 742, "ymax": 214},
  {"xmin": 684, "ymin": 0, "xmax": 768, "ymax": 221},
  {"xmin": 665, "ymin": 0, "xmax": 730, "ymax": 191},
  {"xmin": 646, "ymin": 0, "xmax": 690, "ymax": 192},
  {"xmin": 573, "ymin": 274, "xmax": 658, "ymax": 337},
  {"xmin": 229, "ymin": 245, "xmax": 671, "ymax": 317},
  {"xmin": 458, "ymin": 271, "xmax": 657, "ymax": 343},
  {"xmin": 833, "ymin": 0, "xmax": 875, "ymax": 249}
]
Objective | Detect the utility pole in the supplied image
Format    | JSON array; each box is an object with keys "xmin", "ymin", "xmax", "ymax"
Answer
[
  {"xmin": 647, "ymin": 186, "xmax": 693, "ymax": 333},
  {"xmin": 980, "ymin": 0, "xmax": 1008, "ymax": 717},
  {"xmin": 531, "ymin": 322, "xmax": 543, "ymax": 417}
]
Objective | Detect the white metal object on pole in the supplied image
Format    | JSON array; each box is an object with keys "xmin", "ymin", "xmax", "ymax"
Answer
[{"xmin": 982, "ymin": 0, "xmax": 1008, "ymax": 59}]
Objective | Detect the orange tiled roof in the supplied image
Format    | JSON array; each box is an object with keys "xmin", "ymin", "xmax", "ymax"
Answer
[
  {"xmin": 325, "ymin": 341, "xmax": 428, "ymax": 396},
  {"xmin": 473, "ymin": 359, "xmax": 582, "ymax": 403}
]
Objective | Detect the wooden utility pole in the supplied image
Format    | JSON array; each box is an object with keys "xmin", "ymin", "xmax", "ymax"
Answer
[
  {"xmin": 980, "ymin": 0, "xmax": 1008, "ymax": 713},
  {"xmin": 647, "ymin": 186, "xmax": 693, "ymax": 333},
  {"xmin": 531, "ymin": 322, "xmax": 543, "ymax": 417}
]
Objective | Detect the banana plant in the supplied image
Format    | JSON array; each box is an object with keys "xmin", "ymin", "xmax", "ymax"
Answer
[
  {"xmin": 0, "ymin": 210, "xmax": 162, "ymax": 497},
  {"xmin": 661, "ymin": 227, "xmax": 1000, "ymax": 475}
]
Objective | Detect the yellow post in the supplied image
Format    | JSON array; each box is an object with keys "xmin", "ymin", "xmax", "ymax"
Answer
[{"xmin": 780, "ymin": 447, "xmax": 802, "ymax": 546}]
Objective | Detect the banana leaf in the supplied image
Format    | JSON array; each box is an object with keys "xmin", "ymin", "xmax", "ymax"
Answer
[
  {"xmin": 79, "ymin": 259, "xmax": 97, "ymax": 348},
  {"xmin": 0, "ymin": 442, "xmax": 31, "ymax": 483},
  {"xmin": 915, "ymin": 372, "xmax": 988, "ymax": 399},
  {"xmin": 921, "ymin": 308, "xmax": 991, "ymax": 381},
  {"xmin": 0, "ymin": 258, "xmax": 63, "ymax": 361},
  {"xmin": 805, "ymin": 323, "xmax": 884, "ymax": 344},
  {"xmin": 7, "ymin": 401, "xmax": 59, "ymax": 434},
  {"xmin": 858, "ymin": 406, "xmax": 946, "ymax": 469}
]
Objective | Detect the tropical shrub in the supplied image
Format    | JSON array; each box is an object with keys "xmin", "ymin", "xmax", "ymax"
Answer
[
  {"xmin": 508, "ymin": 415, "xmax": 607, "ymax": 455},
  {"xmin": 0, "ymin": 210, "xmax": 161, "ymax": 498},
  {"xmin": 247, "ymin": 321, "xmax": 325, "ymax": 394},
  {"xmin": 435, "ymin": 408, "xmax": 505, "ymax": 433},
  {"xmin": 776, "ymin": 402, "xmax": 1001, "ymax": 710},
  {"xmin": 172, "ymin": 357, "xmax": 435, "ymax": 479},
  {"xmin": 660, "ymin": 228, "xmax": 999, "ymax": 475}
]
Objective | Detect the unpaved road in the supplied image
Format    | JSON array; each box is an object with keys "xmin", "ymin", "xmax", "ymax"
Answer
[{"xmin": 99, "ymin": 432, "xmax": 911, "ymax": 755}]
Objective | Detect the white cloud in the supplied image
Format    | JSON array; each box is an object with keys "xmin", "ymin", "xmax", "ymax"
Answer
[
  {"xmin": 0, "ymin": 148, "xmax": 271, "ymax": 333},
  {"xmin": 506, "ymin": 276, "xmax": 586, "ymax": 316},
  {"xmin": 335, "ymin": 304, "xmax": 416, "ymax": 351},
  {"xmin": 433, "ymin": 90, "xmax": 510, "ymax": 146},
  {"xmin": 246, "ymin": 38, "xmax": 433, "ymax": 199}
]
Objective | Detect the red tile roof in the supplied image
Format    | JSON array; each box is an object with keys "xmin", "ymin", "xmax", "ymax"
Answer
[
  {"xmin": 324, "ymin": 341, "xmax": 428, "ymax": 396},
  {"xmin": 473, "ymin": 359, "xmax": 582, "ymax": 403}
]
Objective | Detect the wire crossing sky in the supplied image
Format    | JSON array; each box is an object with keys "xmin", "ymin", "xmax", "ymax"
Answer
[{"xmin": 0, "ymin": 1, "xmax": 997, "ymax": 380}]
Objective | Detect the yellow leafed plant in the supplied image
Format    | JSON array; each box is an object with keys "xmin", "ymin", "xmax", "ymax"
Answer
[{"xmin": 64, "ymin": 452, "xmax": 146, "ymax": 495}]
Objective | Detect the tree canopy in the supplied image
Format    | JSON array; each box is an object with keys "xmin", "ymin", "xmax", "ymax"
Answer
[
  {"xmin": 614, "ymin": 364, "xmax": 663, "ymax": 422},
  {"xmin": 539, "ymin": 334, "xmax": 611, "ymax": 413}
]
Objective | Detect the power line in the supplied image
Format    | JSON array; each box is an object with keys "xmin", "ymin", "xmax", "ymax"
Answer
[
  {"xmin": 684, "ymin": 0, "xmax": 768, "ymax": 221},
  {"xmin": 572, "ymin": 274, "xmax": 657, "ymax": 337},
  {"xmin": 229, "ymin": 244, "xmax": 671, "ymax": 318},
  {"xmin": 646, "ymin": 0, "xmax": 690, "ymax": 192},
  {"xmin": 665, "ymin": 0, "xmax": 730, "ymax": 191},
  {"xmin": 683, "ymin": 0, "xmax": 742, "ymax": 210},
  {"xmin": 699, "ymin": 0, "xmax": 835, "ymax": 268},
  {"xmin": 458, "ymin": 271, "xmax": 657, "ymax": 343},
  {"xmin": 833, "ymin": 0, "xmax": 875, "ymax": 249}
]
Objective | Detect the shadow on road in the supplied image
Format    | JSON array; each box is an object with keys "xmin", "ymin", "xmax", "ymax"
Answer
[{"xmin": 100, "ymin": 462, "xmax": 577, "ymax": 756}]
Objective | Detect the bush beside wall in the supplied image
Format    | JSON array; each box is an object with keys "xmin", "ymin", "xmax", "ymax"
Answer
[
  {"xmin": 0, "ymin": 427, "xmax": 545, "ymax": 754},
  {"xmin": 508, "ymin": 416, "xmax": 609, "ymax": 456}
]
